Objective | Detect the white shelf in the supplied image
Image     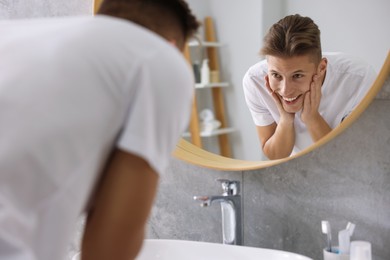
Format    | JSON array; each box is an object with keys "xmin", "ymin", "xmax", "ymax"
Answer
[
  {"xmin": 183, "ymin": 127, "xmax": 236, "ymax": 138},
  {"xmin": 195, "ymin": 82, "xmax": 229, "ymax": 89},
  {"xmin": 188, "ymin": 41, "xmax": 224, "ymax": 47}
]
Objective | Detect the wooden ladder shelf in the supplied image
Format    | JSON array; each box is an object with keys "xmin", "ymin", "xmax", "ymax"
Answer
[{"xmin": 185, "ymin": 16, "xmax": 232, "ymax": 158}]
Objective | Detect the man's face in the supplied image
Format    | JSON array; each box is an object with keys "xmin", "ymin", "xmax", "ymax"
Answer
[{"xmin": 267, "ymin": 55, "xmax": 320, "ymax": 113}]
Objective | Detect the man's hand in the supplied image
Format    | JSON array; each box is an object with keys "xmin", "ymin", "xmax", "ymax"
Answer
[
  {"xmin": 301, "ymin": 74, "xmax": 322, "ymax": 124},
  {"xmin": 300, "ymin": 72, "xmax": 332, "ymax": 141},
  {"xmin": 257, "ymin": 75, "xmax": 295, "ymax": 160},
  {"xmin": 265, "ymin": 75, "xmax": 295, "ymax": 123}
]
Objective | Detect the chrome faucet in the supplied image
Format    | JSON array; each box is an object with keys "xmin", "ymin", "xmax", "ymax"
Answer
[{"xmin": 194, "ymin": 179, "xmax": 242, "ymax": 245}]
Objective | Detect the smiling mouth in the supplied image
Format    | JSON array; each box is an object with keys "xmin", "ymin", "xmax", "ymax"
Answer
[{"xmin": 281, "ymin": 94, "xmax": 302, "ymax": 103}]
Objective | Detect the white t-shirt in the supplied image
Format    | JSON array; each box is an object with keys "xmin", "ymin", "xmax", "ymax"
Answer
[
  {"xmin": 0, "ymin": 15, "xmax": 193, "ymax": 260},
  {"xmin": 243, "ymin": 52, "xmax": 376, "ymax": 155}
]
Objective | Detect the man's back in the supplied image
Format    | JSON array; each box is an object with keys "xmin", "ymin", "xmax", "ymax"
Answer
[{"xmin": 0, "ymin": 15, "xmax": 193, "ymax": 260}]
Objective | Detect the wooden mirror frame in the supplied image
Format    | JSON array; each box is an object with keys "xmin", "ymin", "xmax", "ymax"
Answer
[{"xmin": 174, "ymin": 51, "xmax": 390, "ymax": 171}]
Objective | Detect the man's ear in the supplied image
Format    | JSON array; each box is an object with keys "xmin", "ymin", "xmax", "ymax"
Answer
[
  {"xmin": 168, "ymin": 38, "xmax": 186, "ymax": 52},
  {"xmin": 168, "ymin": 39, "xmax": 183, "ymax": 52},
  {"xmin": 168, "ymin": 39, "xmax": 177, "ymax": 46},
  {"xmin": 318, "ymin": 57, "xmax": 328, "ymax": 74}
]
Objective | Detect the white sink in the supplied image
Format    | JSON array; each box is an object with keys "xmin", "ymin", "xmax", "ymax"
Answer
[
  {"xmin": 71, "ymin": 239, "xmax": 312, "ymax": 260},
  {"xmin": 136, "ymin": 239, "xmax": 313, "ymax": 260}
]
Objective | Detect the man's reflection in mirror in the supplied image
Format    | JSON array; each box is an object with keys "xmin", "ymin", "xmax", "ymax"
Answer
[{"xmin": 243, "ymin": 14, "xmax": 376, "ymax": 160}]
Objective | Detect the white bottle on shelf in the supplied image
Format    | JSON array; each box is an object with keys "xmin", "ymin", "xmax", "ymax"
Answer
[{"xmin": 200, "ymin": 59, "xmax": 210, "ymax": 86}]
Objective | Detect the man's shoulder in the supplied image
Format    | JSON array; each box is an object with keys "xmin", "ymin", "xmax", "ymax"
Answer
[
  {"xmin": 324, "ymin": 52, "xmax": 373, "ymax": 77},
  {"xmin": 89, "ymin": 15, "xmax": 188, "ymax": 71},
  {"xmin": 245, "ymin": 59, "xmax": 268, "ymax": 79}
]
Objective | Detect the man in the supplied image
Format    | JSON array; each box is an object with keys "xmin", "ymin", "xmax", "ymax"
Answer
[
  {"xmin": 0, "ymin": 0, "xmax": 199, "ymax": 260},
  {"xmin": 243, "ymin": 14, "xmax": 376, "ymax": 160}
]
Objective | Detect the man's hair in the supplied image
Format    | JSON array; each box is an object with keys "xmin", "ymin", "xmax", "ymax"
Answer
[
  {"xmin": 97, "ymin": 0, "xmax": 200, "ymax": 46},
  {"xmin": 260, "ymin": 14, "xmax": 322, "ymax": 63}
]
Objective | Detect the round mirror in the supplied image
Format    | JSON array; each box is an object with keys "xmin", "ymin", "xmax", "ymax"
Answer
[{"xmin": 176, "ymin": 0, "xmax": 389, "ymax": 168}]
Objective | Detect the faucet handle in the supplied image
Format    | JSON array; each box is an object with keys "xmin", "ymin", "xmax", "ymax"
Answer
[{"xmin": 216, "ymin": 179, "xmax": 240, "ymax": 196}]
